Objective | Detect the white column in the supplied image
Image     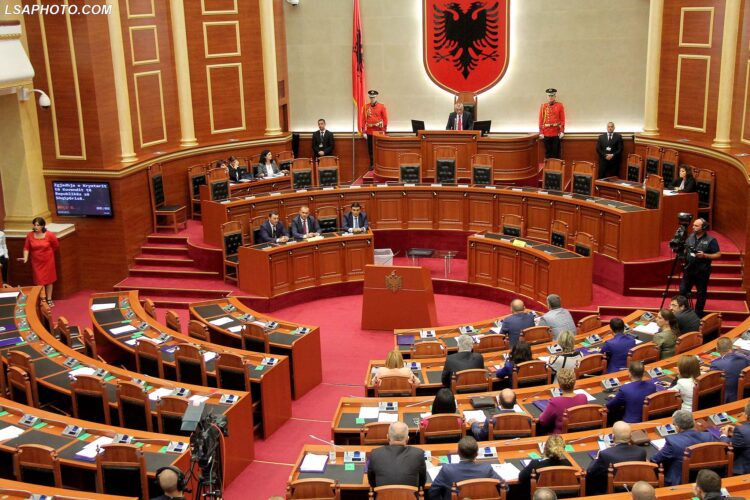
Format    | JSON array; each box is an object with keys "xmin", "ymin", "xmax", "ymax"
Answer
[
  {"xmin": 642, "ymin": 0, "xmax": 664, "ymax": 136},
  {"xmin": 712, "ymin": 0, "xmax": 741, "ymax": 148},
  {"xmin": 105, "ymin": 0, "xmax": 137, "ymax": 162},
  {"xmin": 170, "ymin": 0, "xmax": 198, "ymax": 147},
  {"xmin": 259, "ymin": 0, "xmax": 282, "ymax": 136}
]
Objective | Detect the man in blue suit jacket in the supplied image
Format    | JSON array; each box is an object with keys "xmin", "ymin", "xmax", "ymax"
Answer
[
  {"xmin": 710, "ymin": 337, "xmax": 749, "ymax": 403},
  {"xmin": 586, "ymin": 421, "xmax": 647, "ymax": 495},
  {"xmin": 257, "ymin": 211, "xmax": 289, "ymax": 243},
  {"xmin": 290, "ymin": 206, "xmax": 321, "ymax": 239},
  {"xmin": 500, "ymin": 299, "xmax": 535, "ymax": 348},
  {"xmin": 428, "ymin": 436, "xmax": 502, "ymax": 500},
  {"xmin": 342, "ymin": 202, "xmax": 369, "ymax": 233},
  {"xmin": 651, "ymin": 410, "xmax": 719, "ymax": 486},
  {"xmin": 720, "ymin": 400, "xmax": 750, "ymax": 474},
  {"xmin": 600, "ymin": 318, "xmax": 636, "ymax": 373},
  {"xmin": 606, "ymin": 361, "xmax": 657, "ymax": 423}
]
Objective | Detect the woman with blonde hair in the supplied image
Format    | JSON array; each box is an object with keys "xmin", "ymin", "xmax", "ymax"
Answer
[
  {"xmin": 538, "ymin": 368, "xmax": 587, "ymax": 434},
  {"xmin": 518, "ymin": 434, "xmax": 572, "ymax": 496},
  {"xmin": 371, "ymin": 349, "xmax": 420, "ymax": 386},
  {"xmin": 673, "ymin": 355, "xmax": 700, "ymax": 411},
  {"xmin": 548, "ymin": 330, "xmax": 583, "ymax": 382}
]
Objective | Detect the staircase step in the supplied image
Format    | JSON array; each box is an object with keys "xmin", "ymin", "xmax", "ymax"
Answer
[
  {"xmin": 128, "ymin": 267, "xmax": 220, "ymax": 279},
  {"xmin": 141, "ymin": 245, "xmax": 189, "ymax": 256},
  {"xmin": 717, "ymin": 252, "xmax": 742, "ymax": 262},
  {"xmin": 134, "ymin": 256, "xmax": 195, "ymax": 267},
  {"xmin": 114, "ymin": 281, "xmax": 231, "ymax": 299},
  {"xmin": 668, "ymin": 275, "xmax": 743, "ymax": 286},
  {"xmin": 628, "ymin": 286, "xmax": 746, "ymax": 301},
  {"xmin": 147, "ymin": 234, "xmax": 188, "ymax": 245}
]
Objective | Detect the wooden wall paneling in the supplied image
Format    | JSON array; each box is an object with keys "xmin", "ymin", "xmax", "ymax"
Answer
[
  {"xmin": 435, "ymin": 192, "xmax": 463, "ymax": 230},
  {"xmin": 467, "ymin": 193, "xmax": 494, "ymax": 232},
  {"xmin": 525, "ymin": 198, "xmax": 552, "ymax": 241},
  {"xmin": 535, "ymin": 261, "xmax": 550, "ymax": 304},
  {"xmin": 317, "ymin": 244, "xmax": 343, "ymax": 284},
  {"xmin": 371, "ymin": 192, "xmax": 403, "ymax": 229},
  {"xmin": 291, "ymin": 248, "xmax": 316, "ymax": 288},
  {"xmin": 468, "ymin": 241, "xmax": 494, "ymax": 286},
  {"xmin": 578, "ymin": 207, "xmax": 604, "ymax": 253},
  {"xmin": 405, "ymin": 192, "xmax": 433, "ymax": 229},
  {"xmin": 297, "ymin": 136, "xmax": 371, "ymax": 184},
  {"xmin": 344, "ymin": 240, "xmax": 371, "ymax": 276},
  {"xmin": 518, "ymin": 253, "xmax": 536, "ymax": 299},
  {"xmin": 552, "ymin": 202, "xmax": 578, "ymax": 237},
  {"xmin": 270, "ymin": 253, "xmax": 291, "ymax": 295},
  {"xmin": 497, "ymin": 194, "xmax": 522, "ymax": 218},
  {"xmin": 601, "ymin": 214, "xmax": 622, "ymax": 259},
  {"xmin": 496, "ymin": 246, "xmax": 517, "ymax": 291}
]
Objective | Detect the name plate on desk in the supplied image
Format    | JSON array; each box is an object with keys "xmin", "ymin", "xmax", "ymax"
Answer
[
  {"xmin": 348, "ymin": 185, "xmax": 362, "ymax": 189},
  {"xmin": 344, "ymin": 450, "xmax": 366, "ymax": 463},
  {"xmin": 484, "ymin": 185, "xmax": 497, "ymax": 189},
  {"xmin": 512, "ymin": 239, "xmax": 527, "ymax": 248}
]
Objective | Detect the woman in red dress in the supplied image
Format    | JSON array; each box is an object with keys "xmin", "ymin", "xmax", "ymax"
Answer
[{"xmin": 23, "ymin": 217, "xmax": 59, "ymax": 306}]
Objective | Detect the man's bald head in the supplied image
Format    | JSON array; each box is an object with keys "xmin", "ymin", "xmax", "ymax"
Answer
[
  {"xmin": 612, "ymin": 421, "xmax": 631, "ymax": 443},
  {"xmin": 388, "ymin": 421, "xmax": 409, "ymax": 444},
  {"xmin": 499, "ymin": 389, "xmax": 516, "ymax": 409},
  {"xmin": 511, "ymin": 299, "xmax": 525, "ymax": 312},
  {"xmin": 631, "ymin": 481, "xmax": 656, "ymax": 500},
  {"xmin": 157, "ymin": 468, "xmax": 180, "ymax": 493}
]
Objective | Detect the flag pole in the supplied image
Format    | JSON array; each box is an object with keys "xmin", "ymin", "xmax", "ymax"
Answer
[{"xmin": 352, "ymin": 101, "xmax": 356, "ymax": 182}]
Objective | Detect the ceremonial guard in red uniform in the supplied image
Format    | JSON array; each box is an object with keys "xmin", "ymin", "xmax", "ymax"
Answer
[
  {"xmin": 538, "ymin": 88, "xmax": 565, "ymax": 159},
  {"xmin": 363, "ymin": 89, "xmax": 388, "ymax": 170}
]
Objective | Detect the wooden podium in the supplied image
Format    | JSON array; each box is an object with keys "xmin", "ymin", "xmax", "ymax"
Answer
[{"xmin": 361, "ymin": 265, "xmax": 437, "ymax": 330}]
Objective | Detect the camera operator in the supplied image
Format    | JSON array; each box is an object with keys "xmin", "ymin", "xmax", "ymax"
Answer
[{"xmin": 679, "ymin": 218, "xmax": 720, "ymax": 317}]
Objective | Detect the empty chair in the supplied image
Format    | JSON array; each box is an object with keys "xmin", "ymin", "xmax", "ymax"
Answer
[
  {"xmin": 6, "ymin": 366, "xmax": 34, "ymax": 407},
  {"xmin": 287, "ymin": 478, "xmax": 340, "ymax": 500},
  {"xmin": 576, "ymin": 314, "xmax": 601, "ymax": 334},
  {"xmin": 675, "ymin": 331, "xmax": 702, "ymax": 354},
  {"xmin": 116, "ymin": 380, "xmax": 153, "ymax": 432},
  {"xmin": 738, "ymin": 365, "xmax": 750, "ymax": 400},
  {"xmin": 291, "ymin": 158, "xmax": 314, "ymax": 189},
  {"xmin": 187, "ymin": 164, "xmax": 208, "ymax": 219},
  {"xmin": 470, "ymin": 154, "xmax": 494, "ymax": 185},
  {"xmin": 644, "ymin": 145, "xmax": 662, "ymax": 176},
  {"xmin": 221, "ymin": 221, "xmax": 244, "ymax": 283},
  {"xmin": 316, "ymin": 156, "xmax": 340, "ymax": 187},
  {"xmin": 642, "ymin": 391, "xmax": 682, "ymax": 421},
  {"xmin": 571, "ymin": 160, "xmax": 595, "ymax": 195},
  {"xmin": 474, "ymin": 334, "xmax": 508, "ymax": 353},
  {"xmin": 410, "ymin": 340, "xmax": 446, "ymax": 359},
  {"xmin": 520, "ymin": 326, "xmax": 552, "ymax": 346},
  {"xmin": 542, "ymin": 159, "xmax": 566, "ymax": 191},
  {"xmin": 276, "ymin": 150, "xmax": 295, "ymax": 172},
  {"xmin": 134, "ymin": 338, "xmax": 165, "ymax": 379},
  {"xmin": 699, "ymin": 312, "xmax": 722, "ymax": 342},
  {"xmin": 644, "ymin": 174, "xmax": 663, "ymax": 209},
  {"xmin": 82, "ymin": 327, "xmax": 100, "ymax": 360},
  {"xmin": 451, "ymin": 369, "xmax": 491, "ymax": 394},
  {"xmin": 165, "ymin": 310, "xmax": 182, "ymax": 333},
  {"xmin": 575, "ymin": 354, "xmax": 607, "ymax": 377},
  {"xmin": 216, "ymin": 352, "xmax": 251, "ymax": 391},
  {"xmin": 157, "ymin": 395, "xmax": 190, "ymax": 435},
  {"xmin": 316, "ymin": 206, "xmax": 340, "ymax": 233},
  {"xmin": 14, "ymin": 444, "xmax": 62, "ymax": 488},
  {"xmin": 241, "ymin": 323, "xmax": 271, "ymax": 353},
  {"xmin": 608, "ymin": 461, "xmax": 663, "ymax": 493},
  {"xmin": 55, "ymin": 316, "xmax": 84, "ymax": 351},
  {"xmin": 359, "ymin": 422, "xmax": 391, "ymax": 446},
  {"xmin": 561, "ymin": 404, "xmax": 607, "ymax": 432},
  {"xmin": 549, "ymin": 220, "xmax": 569, "ymax": 248},
  {"xmin": 573, "ymin": 232, "xmax": 596, "ymax": 257},
  {"xmin": 173, "ymin": 343, "xmax": 209, "ymax": 387},
  {"xmin": 694, "ymin": 167, "xmax": 715, "ymax": 225},
  {"xmin": 374, "ymin": 375, "xmax": 416, "ymax": 398},
  {"xmin": 500, "ymin": 214, "xmax": 525, "ymax": 238},
  {"xmin": 188, "ymin": 320, "xmax": 210, "ymax": 342},
  {"xmin": 512, "ymin": 361, "xmax": 552, "ymax": 388},
  {"xmin": 682, "ymin": 441, "xmax": 733, "ymax": 484},
  {"xmin": 7, "ymin": 351, "xmax": 39, "ymax": 406},
  {"xmin": 695, "ymin": 370, "xmax": 725, "ymax": 410},
  {"xmin": 96, "ymin": 444, "xmax": 149, "ymax": 499},
  {"xmin": 399, "ymin": 153, "xmax": 422, "ymax": 183},
  {"xmin": 148, "ymin": 163, "xmax": 187, "ymax": 233},
  {"xmin": 419, "ymin": 414, "xmax": 465, "ymax": 444},
  {"xmin": 142, "ymin": 298, "xmax": 157, "ymax": 319},
  {"xmin": 661, "ymin": 149, "xmax": 679, "ymax": 187},
  {"xmin": 434, "ymin": 146, "xmax": 457, "ymax": 183},
  {"xmin": 71, "ymin": 374, "xmax": 111, "ymax": 425}
]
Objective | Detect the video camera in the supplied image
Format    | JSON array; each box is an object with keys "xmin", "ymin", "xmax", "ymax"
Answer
[
  {"xmin": 668, "ymin": 212, "xmax": 693, "ymax": 254},
  {"xmin": 190, "ymin": 411, "xmax": 229, "ymax": 469}
]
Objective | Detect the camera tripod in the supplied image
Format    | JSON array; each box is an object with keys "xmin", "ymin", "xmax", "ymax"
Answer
[{"xmin": 658, "ymin": 251, "xmax": 694, "ymax": 311}]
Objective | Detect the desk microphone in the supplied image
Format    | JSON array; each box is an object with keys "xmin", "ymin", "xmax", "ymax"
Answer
[
  {"xmin": 309, "ymin": 434, "xmax": 344, "ymax": 449},
  {"xmin": 405, "ymin": 399, "xmax": 433, "ymax": 408},
  {"xmin": 521, "ymin": 389, "xmax": 549, "ymax": 402}
]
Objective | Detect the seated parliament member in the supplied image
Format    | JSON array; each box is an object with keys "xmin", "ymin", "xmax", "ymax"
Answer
[
  {"xmin": 711, "ymin": 337, "xmax": 749, "ymax": 403},
  {"xmin": 632, "ymin": 481, "xmax": 656, "ymax": 500},
  {"xmin": 720, "ymin": 400, "xmax": 750, "ymax": 474},
  {"xmin": 496, "ymin": 342, "xmax": 532, "ymax": 386},
  {"xmin": 538, "ymin": 368, "xmax": 587, "ymax": 434},
  {"xmin": 372, "ymin": 349, "xmax": 420, "ymax": 387},
  {"xmin": 674, "ymin": 164, "xmax": 697, "ymax": 193},
  {"xmin": 673, "ymin": 355, "xmax": 699, "ymax": 411},
  {"xmin": 534, "ymin": 489, "xmax": 558, "ymax": 500},
  {"xmin": 441, "ymin": 334, "xmax": 484, "ymax": 387},
  {"xmin": 501, "ymin": 299, "xmax": 535, "ymax": 348},
  {"xmin": 601, "ymin": 317, "xmax": 636, "ymax": 373},
  {"xmin": 693, "ymin": 469, "xmax": 746, "ymax": 500},
  {"xmin": 653, "ymin": 309, "xmax": 678, "ymax": 359},
  {"xmin": 606, "ymin": 361, "xmax": 656, "ymax": 423},
  {"xmin": 548, "ymin": 330, "xmax": 582, "ymax": 382},
  {"xmin": 651, "ymin": 410, "xmax": 719, "ymax": 486},
  {"xmin": 428, "ymin": 436, "xmax": 501, "ymax": 500},
  {"xmin": 586, "ymin": 421, "xmax": 647, "ymax": 495},
  {"xmin": 152, "ymin": 466, "xmax": 186, "ymax": 500},
  {"xmin": 255, "ymin": 149, "xmax": 281, "ymax": 178},
  {"xmin": 469, "ymin": 388, "xmax": 517, "ymax": 440},
  {"xmin": 538, "ymin": 294, "xmax": 576, "ymax": 340},
  {"xmin": 446, "ymin": 101, "xmax": 473, "ymax": 131},
  {"xmin": 518, "ymin": 435, "xmax": 571, "ymax": 498},
  {"xmin": 290, "ymin": 206, "xmax": 321, "ymax": 239},
  {"xmin": 421, "ymin": 388, "xmax": 460, "ymax": 428},
  {"xmin": 258, "ymin": 211, "xmax": 289, "ymax": 243},
  {"xmin": 367, "ymin": 421, "xmax": 426, "ymax": 488},
  {"xmin": 670, "ymin": 295, "xmax": 701, "ymax": 334},
  {"xmin": 312, "ymin": 118, "xmax": 334, "ymax": 158},
  {"xmin": 342, "ymin": 202, "xmax": 369, "ymax": 233}
]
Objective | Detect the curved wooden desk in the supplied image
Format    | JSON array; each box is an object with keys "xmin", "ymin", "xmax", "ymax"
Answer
[
  {"xmin": 238, "ymin": 231, "xmax": 374, "ymax": 297},
  {"xmin": 468, "ymin": 233, "xmax": 593, "ymax": 306},
  {"xmin": 228, "ymin": 174, "xmax": 290, "ymax": 198},
  {"xmin": 0, "ymin": 478, "xmax": 137, "ymax": 499},
  {"xmin": 89, "ymin": 291, "xmax": 293, "ymax": 438},
  {"xmin": 188, "ymin": 297, "xmax": 322, "ymax": 400},
  {"xmin": 372, "ymin": 131, "xmax": 540, "ymax": 182},
  {"xmin": 6, "ymin": 287, "xmax": 253, "ymax": 483},
  {"xmin": 0, "ymin": 396, "xmax": 189, "ymax": 495},
  {"xmin": 202, "ymin": 184, "xmax": 660, "ymax": 263}
]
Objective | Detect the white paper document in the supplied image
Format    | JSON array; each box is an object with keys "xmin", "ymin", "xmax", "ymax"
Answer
[
  {"xmin": 427, "ymin": 465, "xmax": 442, "ymax": 481},
  {"xmin": 148, "ymin": 388, "xmax": 173, "ymax": 401},
  {"xmin": 462, "ymin": 410, "xmax": 487, "ymax": 422},
  {"xmin": 228, "ymin": 325, "xmax": 242, "ymax": 333},
  {"xmin": 203, "ymin": 352, "xmax": 217, "ymax": 363},
  {"xmin": 209, "ymin": 317, "xmax": 233, "ymax": 326},
  {"xmin": 492, "ymin": 463, "xmax": 521, "ymax": 481},
  {"xmin": 0, "ymin": 292, "xmax": 19, "ymax": 299},
  {"xmin": 377, "ymin": 412, "xmax": 398, "ymax": 423},
  {"xmin": 69, "ymin": 367, "xmax": 96, "ymax": 378},
  {"xmin": 634, "ymin": 322, "xmax": 660, "ymax": 335},
  {"xmin": 299, "ymin": 453, "xmax": 328, "ymax": 473},
  {"xmin": 109, "ymin": 324, "xmax": 137, "ymax": 336},
  {"xmin": 0, "ymin": 426, "xmax": 24, "ymax": 442},
  {"xmin": 189, "ymin": 395, "xmax": 209, "ymax": 404},
  {"xmin": 91, "ymin": 303, "xmax": 116, "ymax": 311},
  {"xmin": 574, "ymin": 389, "xmax": 596, "ymax": 401},
  {"xmin": 651, "ymin": 438, "xmax": 666, "ymax": 450},
  {"xmin": 358, "ymin": 407, "xmax": 379, "ymax": 419}
]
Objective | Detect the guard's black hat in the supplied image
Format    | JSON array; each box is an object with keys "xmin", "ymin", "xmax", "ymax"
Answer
[
  {"xmin": 546, "ymin": 88, "xmax": 557, "ymax": 96},
  {"xmin": 368, "ymin": 90, "xmax": 379, "ymax": 97}
]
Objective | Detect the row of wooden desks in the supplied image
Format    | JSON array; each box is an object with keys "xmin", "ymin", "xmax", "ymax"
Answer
[
  {"xmin": 0, "ymin": 478, "xmax": 137, "ymax": 499},
  {"xmin": 4, "ymin": 287, "xmax": 253, "ymax": 483},
  {"xmin": 89, "ymin": 290, "xmax": 293, "ymax": 438},
  {"xmin": 188, "ymin": 296, "xmax": 323, "ymax": 399}
]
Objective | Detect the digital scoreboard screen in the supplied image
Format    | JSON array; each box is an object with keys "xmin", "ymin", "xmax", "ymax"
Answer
[{"xmin": 52, "ymin": 181, "xmax": 113, "ymax": 217}]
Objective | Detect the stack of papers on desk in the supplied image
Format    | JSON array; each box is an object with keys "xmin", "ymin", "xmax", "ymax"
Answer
[
  {"xmin": 358, "ymin": 407, "xmax": 379, "ymax": 419},
  {"xmin": 91, "ymin": 303, "xmax": 116, "ymax": 311},
  {"xmin": 378, "ymin": 413, "xmax": 398, "ymax": 423},
  {"xmin": 734, "ymin": 338, "xmax": 750, "ymax": 351},
  {"xmin": 462, "ymin": 410, "xmax": 487, "ymax": 422},
  {"xmin": 634, "ymin": 322, "xmax": 660, "ymax": 335},
  {"xmin": 0, "ymin": 425, "xmax": 24, "ymax": 442},
  {"xmin": 492, "ymin": 463, "xmax": 521, "ymax": 481},
  {"xmin": 110, "ymin": 324, "xmax": 137, "ymax": 336},
  {"xmin": 69, "ymin": 366, "xmax": 96, "ymax": 378},
  {"xmin": 148, "ymin": 388, "xmax": 173, "ymax": 401},
  {"xmin": 76, "ymin": 436, "xmax": 113, "ymax": 460},
  {"xmin": 209, "ymin": 317, "xmax": 233, "ymax": 326},
  {"xmin": 189, "ymin": 395, "xmax": 209, "ymax": 404},
  {"xmin": 300, "ymin": 453, "xmax": 328, "ymax": 473},
  {"xmin": 651, "ymin": 438, "xmax": 666, "ymax": 450},
  {"xmin": 427, "ymin": 465, "xmax": 442, "ymax": 481},
  {"xmin": 574, "ymin": 389, "xmax": 596, "ymax": 401},
  {"xmin": 228, "ymin": 325, "xmax": 242, "ymax": 333}
]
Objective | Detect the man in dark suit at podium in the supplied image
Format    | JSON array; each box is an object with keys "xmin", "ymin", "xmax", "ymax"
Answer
[
  {"xmin": 312, "ymin": 118, "xmax": 334, "ymax": 159},
  {"xmin": 290, "ymin": 206, "xmax": 321, "ymax": 239},
  {"xmin": 446, "ymin": 101, "xmax": 473, "ymax": 131},
  {"xmin": 441, "ymin": 334, "xmax": 484, "ymax": 387},
  {"xmin": 258, "ymin": 211, "xmax": 289, "ymax": 243},
  {"xmin": 596, "ymin": 121, "xmax": 623, "ymax": 179},
  {"xmin": 342, "ymin": 202, "xmax": 369, "ymax": 233}
]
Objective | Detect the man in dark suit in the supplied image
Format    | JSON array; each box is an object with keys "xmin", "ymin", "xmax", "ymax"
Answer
[
  {"xmin": 500, "ymin": 299, "xmax": 535, "ymax": 348},
  {"xmin": 721, "ymin": 401, "xmax": 750, "ymax": 474},
  {"xmin": 290, "ymin": 206, "xmax": 321, "ymax": 239},
  {"xmin": 670, "ymin": 295, "xmax": 701, "ymax": 334},
  {"xmin": 586, "ymin": 421, "xmax": 647, "ymax": 495},
  {"xmin": 711, "ymin": 337, "xmax": 750, "ymax": 403},
  {"xmin": 446, "ymin": 101, "xmax": 473, "ymax": 131},
  {"xmin": 312, "ymin": 118, "xmax": 334, "ymax": 159},
  {"xmin": 596, "ymin": 122, "xmax": 623, "ymax": 179},
  {"xmin": 428, "ymin": 436, "xmax": 501, "ymax": 500},
  {"xmin": 342, "ymin": 202, "xmax": 369, "ymax": 233},
  {"xmin": 600, "ymin": 317, "xmax": 637, "ymax": 373},
  {"xmin": 651, "ymin": 410, "xmax": 719, "ymax": 486},
  {"xmin": 606, "ymin": 361, "xmax": 657, "ymax": 423},
  {"xmin": 693, "ymin": 469, "xmax": 745, "ymax": 500},
  {"xmin": 469, "ymin": 389, "xmax": 517, "ymax": 440},
  {"xmin": 258, "ymin": 211, "xmax": 289, "ymax": 243},
  {"xmin": 367, "ymin": 421, "xmax": 426, "ymax": 488},
  {"xmin": 441, "ymin": 334, "xmax": 484, "ymax": 387}
]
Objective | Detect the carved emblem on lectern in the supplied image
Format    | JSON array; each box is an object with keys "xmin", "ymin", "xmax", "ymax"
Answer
[{"xmin": 385, "ymin": 271, "xmax": 402, "ymax": 293}]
